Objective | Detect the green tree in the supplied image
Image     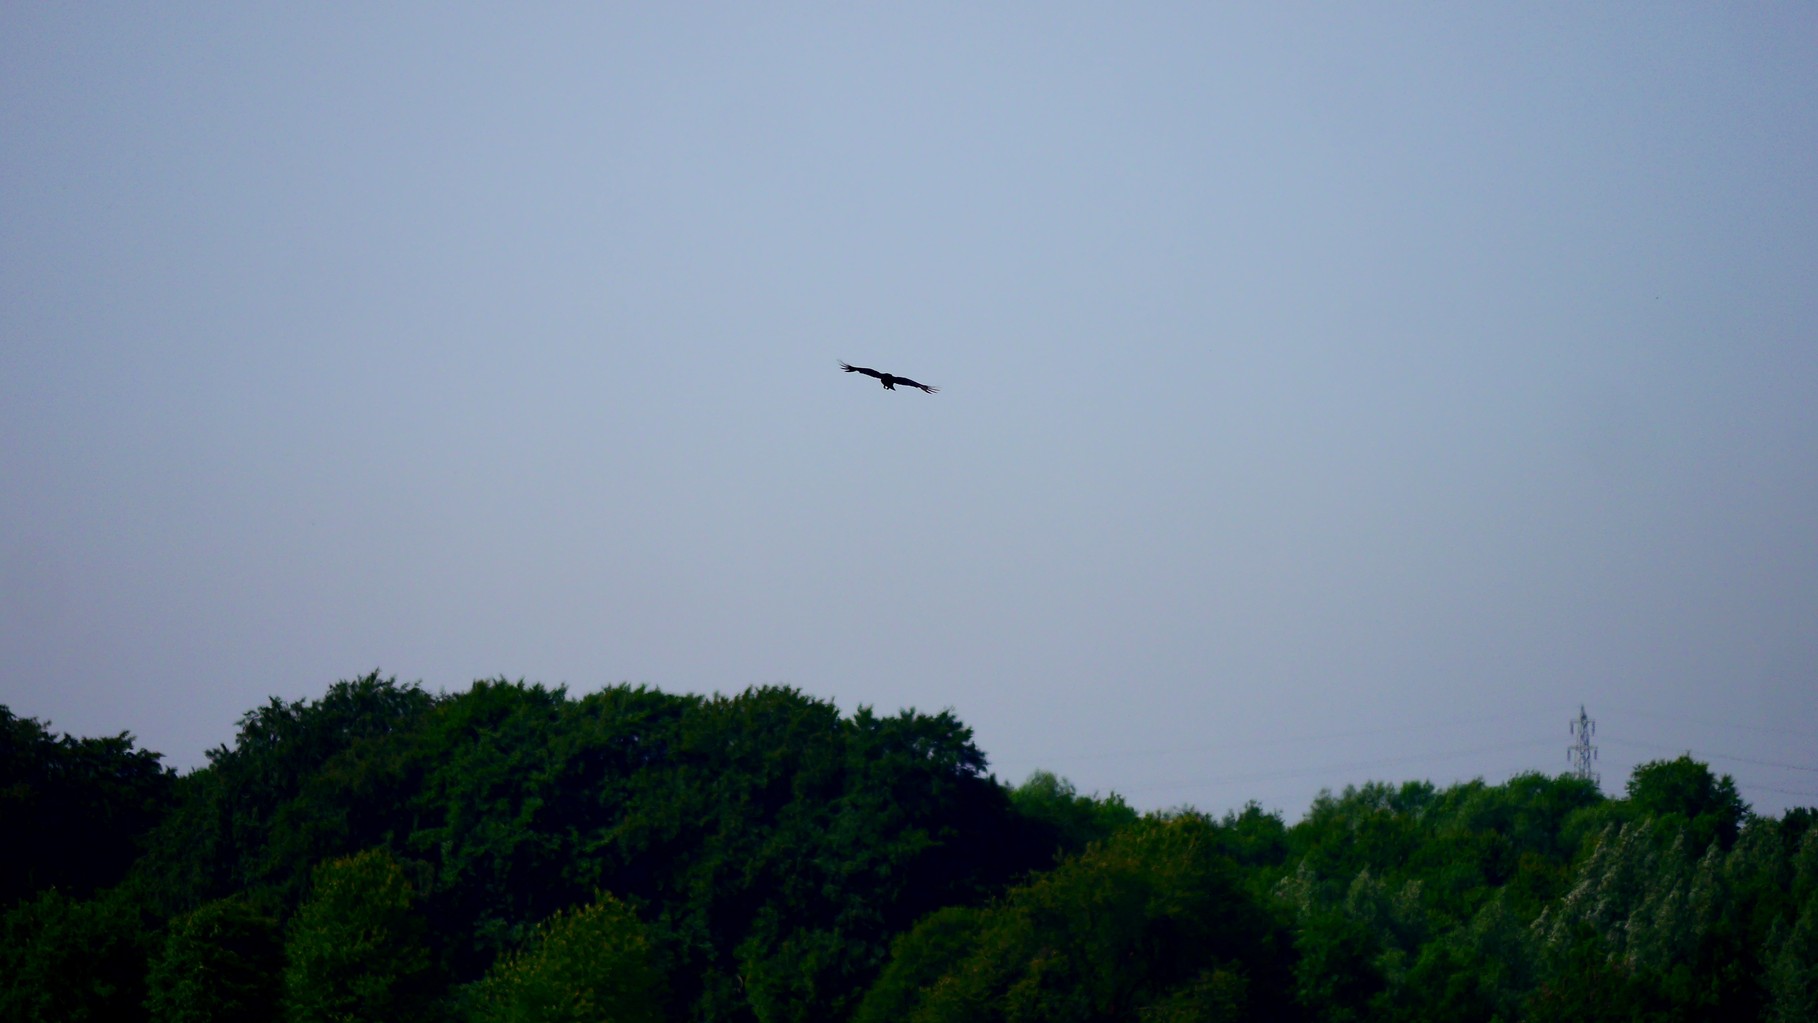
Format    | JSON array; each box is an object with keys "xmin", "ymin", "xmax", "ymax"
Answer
[
  {"xmin": 1625, "ymin": 755, "xmax": 1748, "ymax": 852},
  {"xmin": 403, "ymin": 678, "xmax": 579, "ymax": 970},
  {"xmin": 1010, "ymin": 770, "xmax": 1138, "ymax": 859},
  {"xmin": 1288, "ymin": 782, "xmax": 1433, "ymax": 884},
  {"xmin": 144, "ymin": 896, "xmax": 282, "ymax": 1023},
  {"xmin": 132, "ymin": 673, "xmax": 437, "ymax": 917},
  {"xmin": 0, "ymin": 706, "xmax": 176, "ymax": 909},
  {"xmin": 857, "ymin": 814, "xmax": 1296, "ymax": 1023},
  {"xmin": 536, "ymin": 686, "xmax": 1041, "ymax": 1023},
  {"xmin": 1765, "ymin": 828, "xmax": 1818, "ymax": 1023},
  {"xmin": 465, "ymin": 893, "xmax": 661, "ymax": 1023},
  {"xmin": 1274, "ymin": 772, "xmax": 1611, "ymax": 1021},
  {"xmin": 123, "ymin": 678, "xmax": 1046, "ymax": 1023},
  {"xmin": 1767, "ymin": 906, "xmax": 1818, "ymax": 1023},
  {"xmin": 0, "ymin": 886, "xmax": 156, "ymax": 1023},
  {"xmin": 1273, "ymin": 862, "xmax": 1390, "ymax": 1023},
  {"xmin": 1528, "ymin": 809, "xmax": 1797, "ymax": 1021},
  {"xmin": 283, "ymin": 848, "xmax": 435, "ymax": 1023},
  {"xmin": 1136, "ymin": 969, "xmax": 1248, "ymax": 1023},
  {"xmin": 1211, "ymin": 802, "xmax": 1290, "ymax": 873},
  {"xmin": 852, "ymin": 906, "xmax": 988, "ymax": 1023}
]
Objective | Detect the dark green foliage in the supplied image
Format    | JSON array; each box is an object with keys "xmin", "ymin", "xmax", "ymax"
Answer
[
  {"xmin": 127, "ymin": 672, "xmax": 437, "ymax": 920},
  {"xmin": 1765, "ymin": 828, "xmax": 1818, "ymax": 1021},
  {"xmin": 144, "ymin": 895, "xmax": 283, "ymax": 1023},
  {"xmin": 1211, "ymin": 801, "xmax": 1291, "ymax": 872},
  {"xmin": 1626, "ymin": 754, "xmax": 1750, "ymax": 851},
  {"xmin": 1136, "ymin": 968, "xmax": 1248, "ymax": 1023},
  {"xmin": 117, "ymin": 676, "xmax": 1042, "ymax": 1022},
  {"xmin": 854, "ymin": 814, "xmax": 1297, "ymax": 1023},
  {"xmin": 852, "ymin": 906, "xmax": 988, "ymax": 1022},
  {"xmin": 402, "ymin": 677, "xmax": 581, "ymax": 963},
  {"xmin": 598, "ymin": 689, "xmax": 1039, "ymax": 1022},
  {"xmin": 0, "ymin": 706, "xmax": 176, "ymax": 909},
  {"xmin": 391, "ymin": 682, "xmax": 1040, "ymax": 1021},
  {"xmin": 200, "ymin": 673, "xmax": 436, "ymax": 903},
  {"xmin": 1010, "ymin": 770, "xmax": 1139, "ymax": 859},
  {"xmin": 1289, "ymin": 781, "xmax": 1435, "ymax": 885},
  {"xmin": 6, "ymin": 678, "xmax": 1814, "ymax": 1023},
  {"xmin": 0, "ymin": 886, "xmax": 157, "ymax": 1023}
]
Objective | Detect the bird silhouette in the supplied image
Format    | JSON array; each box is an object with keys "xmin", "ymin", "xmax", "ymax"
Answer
[{"xmin": 839, "ymin": 361, "xmax": 938, "ymax": 394}]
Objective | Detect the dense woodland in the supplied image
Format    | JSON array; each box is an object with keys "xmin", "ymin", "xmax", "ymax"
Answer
[{"xmin": 2, "ymin": 673, "xmax": 1814, "ymax": 1022}]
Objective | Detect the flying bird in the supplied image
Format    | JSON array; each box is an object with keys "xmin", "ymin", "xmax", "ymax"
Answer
[{"xmin": 839, "ymin": 361, "xmax": 939, "ymax": 394}]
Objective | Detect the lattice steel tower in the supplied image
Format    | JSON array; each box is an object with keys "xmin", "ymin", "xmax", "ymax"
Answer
[{"xmin": 1569, "ymin": 704, "xmax": 1599, "ymax": 787}]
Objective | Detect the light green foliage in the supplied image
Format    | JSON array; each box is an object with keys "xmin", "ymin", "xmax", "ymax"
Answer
[
  {"xmin": 466, "ymin": 893, "xmax": 660, "ymax": 1023},
  {"xmin": 283, "ymin": 848, "xmax": 434, "ymax": 1023},
  {"xmin": 1276, "ymin": 773, "xmax": 1609, "ymax": 1022},
  {"xmin": 853, "ymin": 906, "xmax": 988, "ymax": 1023},
  {"xmin": 1529, "ymin": 809, "xmax": 1804, "ymax": 1020},
  {"xmin": 1535, "ymin": 819, "xmax": 1695, "ymax": 970}
]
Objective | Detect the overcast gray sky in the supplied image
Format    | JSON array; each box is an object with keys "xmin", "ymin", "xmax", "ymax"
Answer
[{"xmin": 5, "ymin": 5, "xmax": 1815, "ymax": 819}]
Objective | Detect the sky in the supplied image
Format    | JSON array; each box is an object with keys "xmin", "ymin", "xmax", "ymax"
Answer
[{"xmin": 4, "ymin": 5, "xmax": 1815, "ymax": 820}]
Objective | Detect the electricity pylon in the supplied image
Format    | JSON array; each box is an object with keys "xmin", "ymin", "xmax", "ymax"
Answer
[{"xmin": 1569, "ymin": 704, "xmax": 1599, "ymax": 787}]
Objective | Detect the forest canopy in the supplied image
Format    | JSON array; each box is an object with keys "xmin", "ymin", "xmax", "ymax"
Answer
[{"xmin": 2, "ymin": 673, "xmax": 1814, "ymax": 1022}]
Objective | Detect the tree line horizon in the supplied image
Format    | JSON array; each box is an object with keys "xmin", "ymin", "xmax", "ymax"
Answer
[{"xmin": 3, "ymin": 671, "xmax": 1814, "ymax": 1021}]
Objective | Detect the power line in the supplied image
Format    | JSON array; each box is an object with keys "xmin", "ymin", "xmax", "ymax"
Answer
[
  {"xmin": 990, "ymin": 708, "xmax": 1548, "ymax": 768},
  {"xmin": 1746, "ymin": 782, "xmax": 1818, "ymax": 800},
  {"xmin": 1600, "ymin": 736, "xmax": 1818, "ymax": 774},
  {"xmin": 1114, "ymin": 736, "xmax": 1558, "ymax": 796},
  {"xmin": 1601, "ymin": 705, "xmax": 1817, "ymax": 743}
]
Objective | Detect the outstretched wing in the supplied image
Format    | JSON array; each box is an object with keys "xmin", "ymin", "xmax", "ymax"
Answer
[
  {"xmin": 839, "ymin": 361, "xmax": 883, "ymax": 379},
  {"xmin": 894, "ymin": 377, "xmax": 939, "ymax": 394}
]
